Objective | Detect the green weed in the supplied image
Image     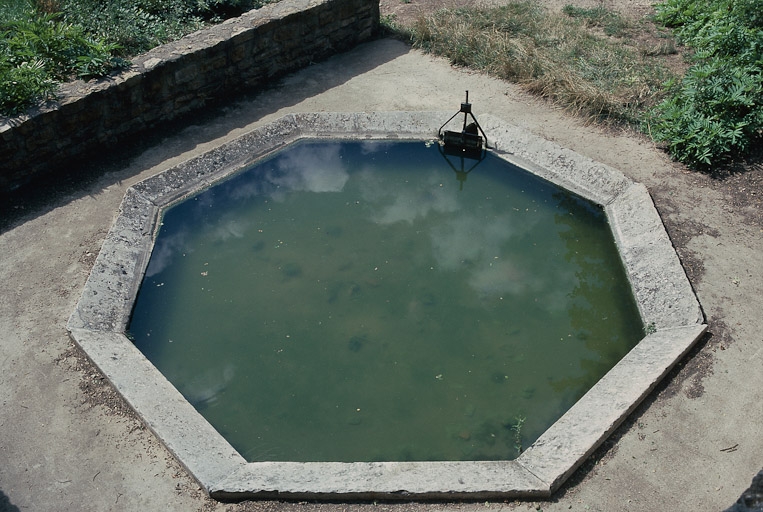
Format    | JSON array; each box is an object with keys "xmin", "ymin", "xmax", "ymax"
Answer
[
  {"xmin": 380, "ymin": 13, "xmax": 401, "ymax": 33},
  {"xmin": 511, "ymin": 416, "xmax": 525, "ymax": 456}
]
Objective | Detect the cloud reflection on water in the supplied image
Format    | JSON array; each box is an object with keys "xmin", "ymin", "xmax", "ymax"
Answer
[
  {"xmin": 358, "ymin": 168, "xmax": 460, "ymax": 224},
  {"xmin": 145, "ymin": 230, "xmax": 188, "ymax": 277},
  {"xmin": 150, "ymin": 140, "xmax": 578, "ymax": 307},
  {"xmin": 352, "ymin": 159, "xmax": 577, "ymax": 304},
  {"xmin": 267, "ymin": 143, "xmax": 349, "ymax": 198}
]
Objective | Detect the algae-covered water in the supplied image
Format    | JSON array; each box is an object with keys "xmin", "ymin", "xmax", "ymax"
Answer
[{"xmin": 129, "ymin": 139, "xmax": 643, "ymax": 462}]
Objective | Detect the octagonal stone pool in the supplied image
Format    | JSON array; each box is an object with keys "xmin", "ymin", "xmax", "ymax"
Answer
[
  {"xmin": 128, "ymin": 138, "xmax": 644, "ymax": 464},
  {"xmin": 68, "ymin": 112, "xmax": 706, "ymax": 499}
]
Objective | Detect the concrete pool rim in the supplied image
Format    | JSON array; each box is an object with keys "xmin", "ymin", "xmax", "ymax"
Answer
[{"xmin": 67, "ymin": 111, "xmax": 707, "ymax": 500}]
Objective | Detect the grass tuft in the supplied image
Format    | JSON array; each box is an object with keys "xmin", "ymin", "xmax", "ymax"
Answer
[{"xmin": 561, "ymin": 4, "xmax": 631, "ymax": 37}]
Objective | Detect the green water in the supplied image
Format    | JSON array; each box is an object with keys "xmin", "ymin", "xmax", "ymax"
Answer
[{"xmin": 129, "ymin": 139, "xmax": 643, "ymax": 462}]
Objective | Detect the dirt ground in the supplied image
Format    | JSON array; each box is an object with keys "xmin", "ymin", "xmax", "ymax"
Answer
[{"xmin": 1, "ymin": 1, "xmax": 762, "ymax": 511}]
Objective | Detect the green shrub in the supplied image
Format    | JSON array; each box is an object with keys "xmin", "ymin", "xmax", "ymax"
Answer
[
  {"xmin": 0, "ymin": 59, "xmax": 56, "ymax": 115},
  {"xmin": 75, "ymin": 39, "xmax": 126, "ymax": 80},
  {"xmin": 59, "ymin": 0, "xmax": 276, "ymax": 55},
  {"xmin": 59, "ymin": 0, "xmax": 203, "ymax": 56},
  {"xmin": 647, "ymin": 0, "xmax": 763, "ymax": 169},
  {"xmin": 647, "ymin": 61, "xmax": 762, "ymax": 168},
  {"xmin": 1, "ymin": 0, "xmax": 278, "ymax": 116},
  {"xmin": 1, "ymin": 8, "xmax": 128, "ymax": 115},
  {"xmin": 2, "ymin": 12, "xmax": 123, "ymax": 79}
]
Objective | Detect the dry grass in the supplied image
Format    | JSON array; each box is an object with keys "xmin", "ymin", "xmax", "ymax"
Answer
[{"xmin": 401, "ymin": 2, "xmax": 676, "ymax": 124}]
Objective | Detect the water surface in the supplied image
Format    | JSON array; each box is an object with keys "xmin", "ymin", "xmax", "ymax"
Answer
[{"xmin": 129, "ymin": 139, "xmax": 643, "ymax": 462}]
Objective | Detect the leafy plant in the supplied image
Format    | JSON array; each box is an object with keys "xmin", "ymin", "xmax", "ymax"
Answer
[
  {"xmin": 2, "ymin": 12, "xmax": 122, "ymax": 79},
  {"xmin": 647, "ymin": 61, "xmax": 762, "ymax": 168},
  {"xmin": 380, "ymin": 13, "xmax": 401, "ymax": 34},
  {"xmin": 56, "ymin": 0, "xmax": 278, "ymax": 57},
  {"xmin": 1, "ymin": 8, "xmax": 130, "ymax": 115},
  {"xmin": 0, "ymin": 58, "xmax": 56, "ymax": 115},
  {"xmin": 59, "ymin": 0, "xmax": 202, "ymax": 56},
  {"xmin": 1, "ymin": 0, "xmax": 278, "ymax": 116},
  {"xmin": 76, "ymin": 40, "xmax": 126, "ymax": 80},
  {"xmin": 646, "ymin": 0, "xmax": 763, "ymax": 169}
]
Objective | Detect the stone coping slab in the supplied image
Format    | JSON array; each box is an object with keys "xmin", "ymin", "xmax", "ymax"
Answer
[{"xmin": 68, "ymin": 112, "xmax": 706, "ymax": 500}]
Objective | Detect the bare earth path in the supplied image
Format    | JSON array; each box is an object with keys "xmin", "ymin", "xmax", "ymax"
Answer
[{"xmin": 1, "ymin": 14, "xmax": 762, "ymax": 512}]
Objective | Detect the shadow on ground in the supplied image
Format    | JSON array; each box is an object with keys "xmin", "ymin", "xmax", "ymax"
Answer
[
  {"xmin": 0, "ymin": 490, "xmax": 20, "ymax": 512},
  {"xmin": 0, "ymin": 37, "xmax": 409, "ymax": 235},
  {"xmin": 724, "ymin": 470, "xmax": 763, "ymax": 512}
]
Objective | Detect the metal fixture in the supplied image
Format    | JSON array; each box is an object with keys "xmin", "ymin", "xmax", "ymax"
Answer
[
  {"xmin": 438, "ymin": 91, "xmax": 490, "ymax": 189},
  {"xmin": 438, "ymin": 91, "xmax": 490, "ymax": 157}
]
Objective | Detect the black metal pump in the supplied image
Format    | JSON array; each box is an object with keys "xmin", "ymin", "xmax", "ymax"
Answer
[
  {"xmin": 437, "ymin": 91, "xmax": 490, "ymax": 190},
  {"xmin": 438, "ymin": 91, "xmax": 490, "ymax": 157}
]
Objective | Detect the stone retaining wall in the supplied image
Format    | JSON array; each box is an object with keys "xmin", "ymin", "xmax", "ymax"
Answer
[{"xmin": 0, "ymin": 0, "xmax": 379, "ymax": 193}]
